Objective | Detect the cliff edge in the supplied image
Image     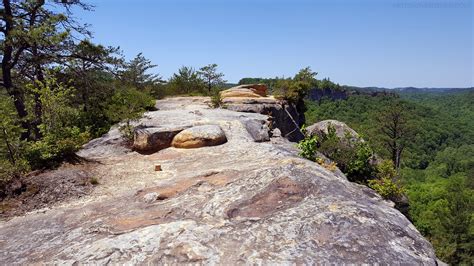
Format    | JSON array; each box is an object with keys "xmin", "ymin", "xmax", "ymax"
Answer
[{"xmin": 0, "ymin": 97, "xmax": 436, "ymax": 264}]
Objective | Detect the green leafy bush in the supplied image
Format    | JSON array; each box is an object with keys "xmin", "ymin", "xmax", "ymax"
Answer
[
  {"xmin": 0, "ymin": 95, "xmax": 26, "ymax": 168},
  {"xmin": 368, "ymin": 160, "xmax": 404, "ymax": 201},
  {"xmin": 210, "ymin": 88, "xmax": 223, "ymax": 108},
  {"xmin": 0, "ymin": 97, "xmax": 27, "ymax": 191},
  {"xmin": 305, "ymin": 123, "xmax": 376, "ymax": 182},
  {"xmin": 166, "ymin": 66, "xmax": 206, "ymax": 95},
  {"xmin": 0, "ymin": 159, "xmax": 30, "ymax": 198},
  {"xmin": 25, "ymin": 77, "xmax": 91, "ymax": 168},
  {"xmin": 297, "ymin": 134, "xmax": 319, "ymax": 161},
  {"xmin": 345, "ymin": 142, "xmax": 376, "ymax": 181},
  {"xmin": 105, "ymin": 87, "xmax": 155, "ymax": 141},
  {"xmin": 273, "ymin": 79, "xmax": 311, "ymax": 104},
  {"xmin": 25, "ymin": 127, "xmax": 90, "ymax": 169}
]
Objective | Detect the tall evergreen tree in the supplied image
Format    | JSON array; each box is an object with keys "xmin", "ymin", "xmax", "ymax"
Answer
[{"xmin": 120, "ymin": 53, "xmax": 161, "ymax": 90}]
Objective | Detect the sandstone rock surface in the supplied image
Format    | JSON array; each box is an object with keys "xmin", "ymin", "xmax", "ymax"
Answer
[
  {"xmin": 0, "ymin": 97, "xmax": 437, "ymax": 264},
  {"xmin": 306, "ymin": 119, "xmax": 361, "ymax": 142},
  {"xmin": 224, "ymin": 96, "xmax": 305, "ymax": 142},
  {"xmin": 171, "ymin": 125, "xmax": 227, "ymax": 148},
  {"xmin": 242, "ymin": 118, "xmax": 270, "ymax": 142},
  {"xmin": 220, "ymin": 84, "xmax": 268, "ymax": 99},
  {"xmin": 133, "ymin": 126, "xmax": 188, "ymax": 153}
]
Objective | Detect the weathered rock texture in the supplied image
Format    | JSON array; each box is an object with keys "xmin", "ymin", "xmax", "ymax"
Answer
[
  {"xmin": 0, "ymin": 97, "xmax": 437, "ymax": 264},
  {"xmin": 223, "ymin": 96, "xmax": 305, "ymax": 142},
  {"xmin": 171, "ymin": 125, "xmax": 227, "ymax": 148},
  {"xmin": 308, "ymin": 87, "xmax": 348, "ymax": 102},
  {"xmin": 220, "ymin": 84, "xmax": 268, "ymax": 98},
  {"xmin": 306, "ymin": 120, "xmax": 410, "ymax": 217},
  {"xmin": 133, "ymin": 126, "xmax": 189, "ymax": 153},
  {"xmin": 306, "ymin": 119, "xmax": 361, "ymax": 142}
]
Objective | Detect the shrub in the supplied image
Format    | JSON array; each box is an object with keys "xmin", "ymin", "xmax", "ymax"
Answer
[
  {"xmin": 345, "ymin": 142, "xmax": 376, "ymax": 182},
  {"xmin": 273, "ymin": 79, "xmax": 311, "ymax": 104},
  {"xmin": 210, "ymin": 88, "xmax": 223, "ymax": 108},
  {"xmin": 0, "ymin": 94, "xmax": 27, "ymax": 170},
  {"xmin": 0, "ymin": 159, "xmax": 30, "ymax": 198},
  {"xmin": 105, "ymin": 87, "xmax": 155, "ymax": 141},
  {"xmin": 25, "ymin": 127, "xmax": 90, "ymax": 169},
  {"xmin": 297, "ymin": 134, "xmax": 319, "ymax": 161},
  {"xmin": 368, "ymin": 160, "xmax": 404, "ymax": 200},
  {"xmin": 166, "ymin": 66, "xmax": 206, "ymax": 95},
  {"xmin": 25, "ymin": 76, "xmax": 91, "ymax": 168},
  {"xmin": 297, "ymin": 123, "xmax": 376, "ymax": 182}
]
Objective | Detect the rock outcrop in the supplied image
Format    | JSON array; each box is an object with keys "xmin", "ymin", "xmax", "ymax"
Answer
[
  {"xmin": 133, "ymin": 126, "xmax": 189, "ymax": 153},
  {"xmin": 0, "ymin": 97, "xmax": 437, "ymax": 264},
  {"xmin": 306, "ymin": 119, "xmax": 361, "ymax": 142},
  {"xmin": 308, "ymin": 87, "xmax": 348, "ymax": 102},
  {"xmin": 220, "ymin": 84, "xmax": 304, "ymax": 142},
  {"xmin": 220, "ymin": 84, "xmax": 267, "ymax": 98},
  {"xmin": 171, "ymin": 125, "xmax": 227, "ymax": 148},
  {"xmin": 223, "ymin": 97, "xmax": 305, "ymax": 142},
  {"xmin": 306, "ymin": 120, "xmax": 411, "ymax": 217}
]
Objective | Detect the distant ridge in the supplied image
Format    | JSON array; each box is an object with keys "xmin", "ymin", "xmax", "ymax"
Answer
[{"xmin": 343, "ymin": 86, "xmax": 474, "ymax": 94}]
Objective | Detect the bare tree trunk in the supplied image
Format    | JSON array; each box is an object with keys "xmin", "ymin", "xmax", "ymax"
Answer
[
  {"xmin": 31, "ymin": 45, "xmax": 45, "ymax": 139},
  {"xmin": 1, "ymin": 127, "xmax": 16, "ymax": 165}
]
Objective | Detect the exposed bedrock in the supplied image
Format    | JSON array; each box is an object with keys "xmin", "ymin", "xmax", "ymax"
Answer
[{"xmin": 0, "ymin": 96, "xmax": 437, "ymax": 265}]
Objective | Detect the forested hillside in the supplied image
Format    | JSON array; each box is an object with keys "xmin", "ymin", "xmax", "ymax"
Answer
[{"xmin": 305, "ymin": 89, "xmax": 474, "ymax": 264}]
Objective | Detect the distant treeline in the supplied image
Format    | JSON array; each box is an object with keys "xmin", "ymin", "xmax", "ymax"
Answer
[{"xmin": 239, "ymin": 75, "xmax": 343, "ymax": 94}]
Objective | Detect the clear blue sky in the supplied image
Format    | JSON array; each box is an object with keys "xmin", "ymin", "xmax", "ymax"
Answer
[{"xmin": 74, "ymin": 0, "xmax": 473, "ymax": 88}]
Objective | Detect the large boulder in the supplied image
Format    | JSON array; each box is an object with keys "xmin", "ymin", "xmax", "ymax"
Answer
[
  {"xmin": 133, "ymin": 126, "xmax": 188, "ymax": 154},
  {"xmin": 242, "ymin": 118, "xmax": 270, "ymax": 142},
  {"xmin": 171, "ymin": 125, "xmax": 227, "ymax": 148},
  {"xmin": 306, "ymin": 119, "xmax": 361, "ymax": 142},
  {"xmin": 220, "ymin": 84, "xmax": 268, "ymax": 99}
]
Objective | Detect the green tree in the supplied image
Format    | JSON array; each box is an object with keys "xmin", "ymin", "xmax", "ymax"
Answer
[
  {"xmin": 105, "ymin": 87, "xmax": 155, "ymax": 141},
  {"xmin": 64, "ymin": 40, "xmax": 122, "ymax": 108},
  {"xmin": 377, "ymin": 101, "xmax": 413, "ymax": 169},
  {"xmin": 0, "ymin": 0, "xmax": 91, "ymax": 139},
  {"xmin": 60, "ymin": 40, "xmax": 123, "ymax": 136},
  {"xmin": 198, "ymin": 63, "xmax": 226, "ymax": 93},
  {"xmin": 294, "ymin": 66, "xmax": 317, "ymax": 84},
  {"xmin": 274, "ymin": 79, "xmax": 311, "ymax": 104},
  {"xmin": 167, "ymin": 66, "xmax": 205, "ymax": 95},
  {"xmin": 120, "ymin": 53, "xmax": 161, "ymax": 90},
  {"xmin": 0, "ymin": 94, "xmax": 29, "ymax": 191},
  {"xmin": 438, "ymin": 176, "xmax": 473, "ymax": 264},
  {"xmin": 368, "ymin": 160, "xmax": 404, "ymax": 201},
  {"xmin": 0, "ymin": 95, "xmax": 23, "ymax": 166},
  {"xmin": 24, "ymin": 74, "xmax": 89, "ymax": 169}
]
